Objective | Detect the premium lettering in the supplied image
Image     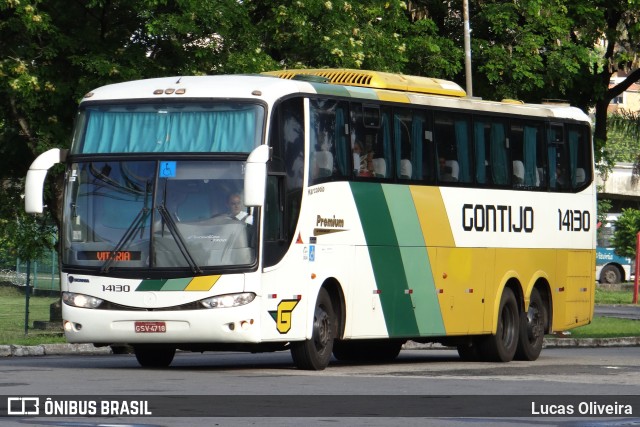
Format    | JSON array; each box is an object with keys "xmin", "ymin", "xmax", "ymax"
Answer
[{"xmin": 316, "ymin": 215, "xmax": 345, "ymax": 228}]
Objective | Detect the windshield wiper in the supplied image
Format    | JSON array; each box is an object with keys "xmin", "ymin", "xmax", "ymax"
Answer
[
  {"xmin": 100, "ymin": 180, "xmax": 152, "ymax": 274},
  {"xmin": 156, "ymin": 204, "xmax": 203, "ymax": 274},
  {"xmin": 100, "ymin": 207, "xmax": 150, "ymax": 273}
]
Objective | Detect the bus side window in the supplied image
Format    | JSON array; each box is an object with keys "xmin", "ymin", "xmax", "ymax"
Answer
[
  {"xmin": 567, "ymin": 124, "xmax": 592, "ymax": 190},
  {"xmin": 351, "ymin": 103, "xmax": 393, "ymax": 179},
  {"xmin": 510, "ymin": 120, "xmax": 543, "ymax": 189},
  {"xmin": 309, "ymin": 99, "xmax": 349, "ymax": 184},
  {"xmin": 418, "ymin": 112, "xmax": 436, "ymax": 183},
  {"xmin": 434, "ymin": 113, "xmax": 472, "ymax": 184},
  {"xmin": 548, "ymin": 123, "xmax": 570, "ymax": 191},
  {"xmin": 393, "ymin": 108, "xmax": 433, "ymax": 182}
]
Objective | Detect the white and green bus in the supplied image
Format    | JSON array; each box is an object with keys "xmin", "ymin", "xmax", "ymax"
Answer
[{"xmin": 25, "ymin": 69, "xmax": 595, "ymax": 369}]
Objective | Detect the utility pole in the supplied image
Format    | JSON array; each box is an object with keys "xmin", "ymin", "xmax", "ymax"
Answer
[{"xmin": 463, "ymin": 0, "xmax": 473, "ymax": 97}]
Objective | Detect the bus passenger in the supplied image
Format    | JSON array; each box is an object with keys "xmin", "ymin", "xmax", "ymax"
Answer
[{"xmin": 353, "ymin": 140, "xmax": 374, "ymax": 177}]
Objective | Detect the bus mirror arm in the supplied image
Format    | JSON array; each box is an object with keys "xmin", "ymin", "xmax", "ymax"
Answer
[
  {"xmin": 244, "ymin": 145, "xmax": 270, "ymax": 207},
  {"xmin": 24, "ymin": 148, "xmax": 67, "ymax": 214}
]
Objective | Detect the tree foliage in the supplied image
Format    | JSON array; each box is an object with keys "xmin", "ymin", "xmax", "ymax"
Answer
[
  {"xmin": 0, "ymin": 179, "xmax": 55, "ymax": 263},
  {"xmin": 3, "ymin": 0, "xmax": 640, "ymax": 257},
  {"xmin": 611, "ymin": 208, "xmax": 640, "ymax": 258}
]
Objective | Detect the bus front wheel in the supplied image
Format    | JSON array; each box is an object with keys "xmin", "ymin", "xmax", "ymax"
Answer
[
  {"xmin": 514, "ymin": 288, "xmax": 547, "ymax": 361},
  {"xmin": 291, "ymin": 288, "xmax": 336, "ymax": 370},
  {"xmin": 133, "ymin": 345, "xmax": 176, "ymax": 368},
  {"xmin": 480, "ymin": 288, "xmax": 519, "ymax": 362}
]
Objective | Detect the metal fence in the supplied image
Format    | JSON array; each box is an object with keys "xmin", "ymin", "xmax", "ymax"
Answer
[{"xmin": 0, "ymin": 250, "xmax": 60, "ymax": 291}]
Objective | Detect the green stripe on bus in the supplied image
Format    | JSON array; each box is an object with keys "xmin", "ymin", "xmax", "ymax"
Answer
[
  {"xmin": 135, "ymin": 279, "xmax": 168, "ymax": 291},
  {"xmin": 382, "ymin": 185, "xmax": 446, "ymax": 335},
  {"xmin": 162, "ymin": 278, "xmax": 192, "ymax": 291},
  {"xmin": 350, "ymin": 182, "xmax": 419, "ymax": 337}
]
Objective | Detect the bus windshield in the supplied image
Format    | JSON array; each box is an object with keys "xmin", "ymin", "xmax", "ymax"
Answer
[
  {"xmin": 72, "ymin": 102, "xmax": 264, "ymax": 154},
  {"xmin": 62, "ymin": 159, "xmax": 256, "ymax": 273}
]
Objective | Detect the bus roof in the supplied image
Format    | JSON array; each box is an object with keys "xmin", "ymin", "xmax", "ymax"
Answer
[
  {"xmin": 262, "ymin": 68, "xmax": 467, "ymax": 97},
  {"xmin": 81, "ymin": 71, "xmax": 590, "ymax": 123}
]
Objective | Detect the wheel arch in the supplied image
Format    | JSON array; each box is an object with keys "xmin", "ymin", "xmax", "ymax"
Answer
[
  {"xmin": 490, "ymin": 272, "xmax": 523, "ymax": 335},
  {"xmin": 319, "ymin": 277, "xmax": 346, "ymax": 339},
  {"xmin": 531, "ymin": 277, "xmax": 553, "ymax": 334}
]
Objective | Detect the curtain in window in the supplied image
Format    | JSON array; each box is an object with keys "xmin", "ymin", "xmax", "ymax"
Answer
[
  {"xmin": 455, "ymin": 120, "xmax": 470, "ymax": 182},
  {"xmin": 547, "ymin": 128, "xmax": 557, "ymax": 188},
  {"xmin": 568, "ymin": 130, "xmax": 579, "ymax": 188},
  {"xmin": 523, "ymin": 126, "xmax": 538, "ymax": 186},
  {"xmin": 335, "ymin": 107, "xmax": 348, "ymax": 175},
  {"xmin": 83, "ymin": 110, "xmax": 258, "ymax": 153},
  {"xmin": 490, "ymin": 123, "xmax": 508, "ymax": 185},
  {"xmin": 474, "ymin": 121, "xmax": 486, "ymax": 184}
]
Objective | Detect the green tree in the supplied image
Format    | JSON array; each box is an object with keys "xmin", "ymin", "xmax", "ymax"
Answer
[
  {"xmin": 470, "ymin": 0, "xmax": 594, "ymax": 103},
  {"xmin": 0, "ymin": 179, "xmax": 54, "ymax": 264},
  {"xmin": 611, "ymin": 208, "xmax": 640, "ymax": 258},
  {"xmin": 607, "ymin": 111, "xmax": 640, "ymax": 183},
  {"xmin": 561, "ymin": 0, "xmax": 640, "ymax": 154},
  {"xmin": 247, "ymin": 0, "xmax": 462, "ymax": 76},
  {"xmin": 0, "ymin": 0, "xmax": 274, "ymax": 227}
]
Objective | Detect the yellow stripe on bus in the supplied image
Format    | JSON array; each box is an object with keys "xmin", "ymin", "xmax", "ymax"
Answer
[
  {"xmin": 185, "ymin": 275, "xmax": 221, "ymax": 291},
  {"xmin": 410, "ymin": 186, "xmax": 455, "ymax": 247}
]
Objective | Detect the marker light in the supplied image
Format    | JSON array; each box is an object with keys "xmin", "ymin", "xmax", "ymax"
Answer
[
  {"xmin": 62, "ymin": 292, "xmax": 103, "ymax": 309},
  {"xmin": 200, "ymin": 292, "xmax": 256, "ymax": 309}
]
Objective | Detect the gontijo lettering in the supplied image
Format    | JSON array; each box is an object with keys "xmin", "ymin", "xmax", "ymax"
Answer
[
  {"xmin": 316, "ymin": 215, "xmax": 345, "ymax": 228},
  {"xmin": 462, "ymin": 204, "xmax": 534, "ymax": 233}
]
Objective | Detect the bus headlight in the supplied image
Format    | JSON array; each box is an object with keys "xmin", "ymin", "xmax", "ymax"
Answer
[
  {"xmin": 62, "ymin": 292, "xmax": 103, "ymax": 309},
  {"xmin": 200, "ymin": 292, "xmax": 255, "ymax": 309}
]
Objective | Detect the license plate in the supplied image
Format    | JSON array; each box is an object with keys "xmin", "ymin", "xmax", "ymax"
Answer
[{"xmin": 134, "ymin": 321, "xmax": 166, "ymax": 333}]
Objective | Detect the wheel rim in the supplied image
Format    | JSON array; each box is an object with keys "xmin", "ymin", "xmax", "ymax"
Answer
[
  {"xmin": 603, "ymin": 270, "xmax": 617, "ymax": 284},
  {"xmin": 313, "ymin": 304, "xmax": 332, "ymax": 352},
  {"xmin": 526, "ymin": 303, "xmax": 544, "ymax": 342}
]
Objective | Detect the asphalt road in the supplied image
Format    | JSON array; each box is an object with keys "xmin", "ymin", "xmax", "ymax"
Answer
[
  {"xmin": 595, "ymin": 304, "xmax": 640, "ymax": 319},
  {"xmin": 0, "ymin": 347, "xmax": 639, "ymax": 427}
]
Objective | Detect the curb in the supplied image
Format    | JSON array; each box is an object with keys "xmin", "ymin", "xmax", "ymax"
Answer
[
  {"xmin": 2, "ymin": 338, "xmax": 638, "ymax": 358},
  {"xmin": 0, "ymin": 343, "xmax": 112, "ymax": 357}
]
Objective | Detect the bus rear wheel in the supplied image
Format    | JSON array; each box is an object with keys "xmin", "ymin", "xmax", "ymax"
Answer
[
  {"xmin": 480, "ymin": 288, "xmax": 519, "ymax": 362},
  {"xmin": 133, "ymin": 345, "xmax": 176, "ymax": 368},
  {"xmin": 599, "ymin": 265, "xmax": 621, "ymax": 284},
  {"xmin": 291, "ymin": 288, "xmax": 336, "ymax": 370},
  {"xmin": 515, "ymin": 288, "xmax": 546, "ymax": 361}
]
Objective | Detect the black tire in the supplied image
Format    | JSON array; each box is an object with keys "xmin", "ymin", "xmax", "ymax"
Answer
[
  {"xmin": 599, "ymin": 264, "xmax": 622, "ymax": 284},
  {"xmin": 291, "ymin": 288, "xmax": 336, "ymax": 370},
  {"xmin": 133, "ymin": 345, "xmax": 176, "ymax": 368},
  {"xmin": 479, "ymin": 287, "xmax": 519, "ymax": 362},
  {"xmin": 333, "ymin": 340, "xmax": 403, "ymax": 362},
  {"xmin": 514, "ymin": 288, "xmax": 547, "ymax": 361}
]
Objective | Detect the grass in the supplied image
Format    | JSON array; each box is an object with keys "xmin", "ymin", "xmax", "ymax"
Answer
[
  {"xmin": 594, "ymin": 286, "xmax": 636, "ymax": 304},
  {"xmin": 0, "ymin": 283, "xmax": 638, "ymax": 346},
  {"xmin": 569, "ymin": 317, "xmax": 639, "ymax": 338},
  {"xmin": 0, "ymin": 284, "xmax": 66, "ymax": 346}
]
